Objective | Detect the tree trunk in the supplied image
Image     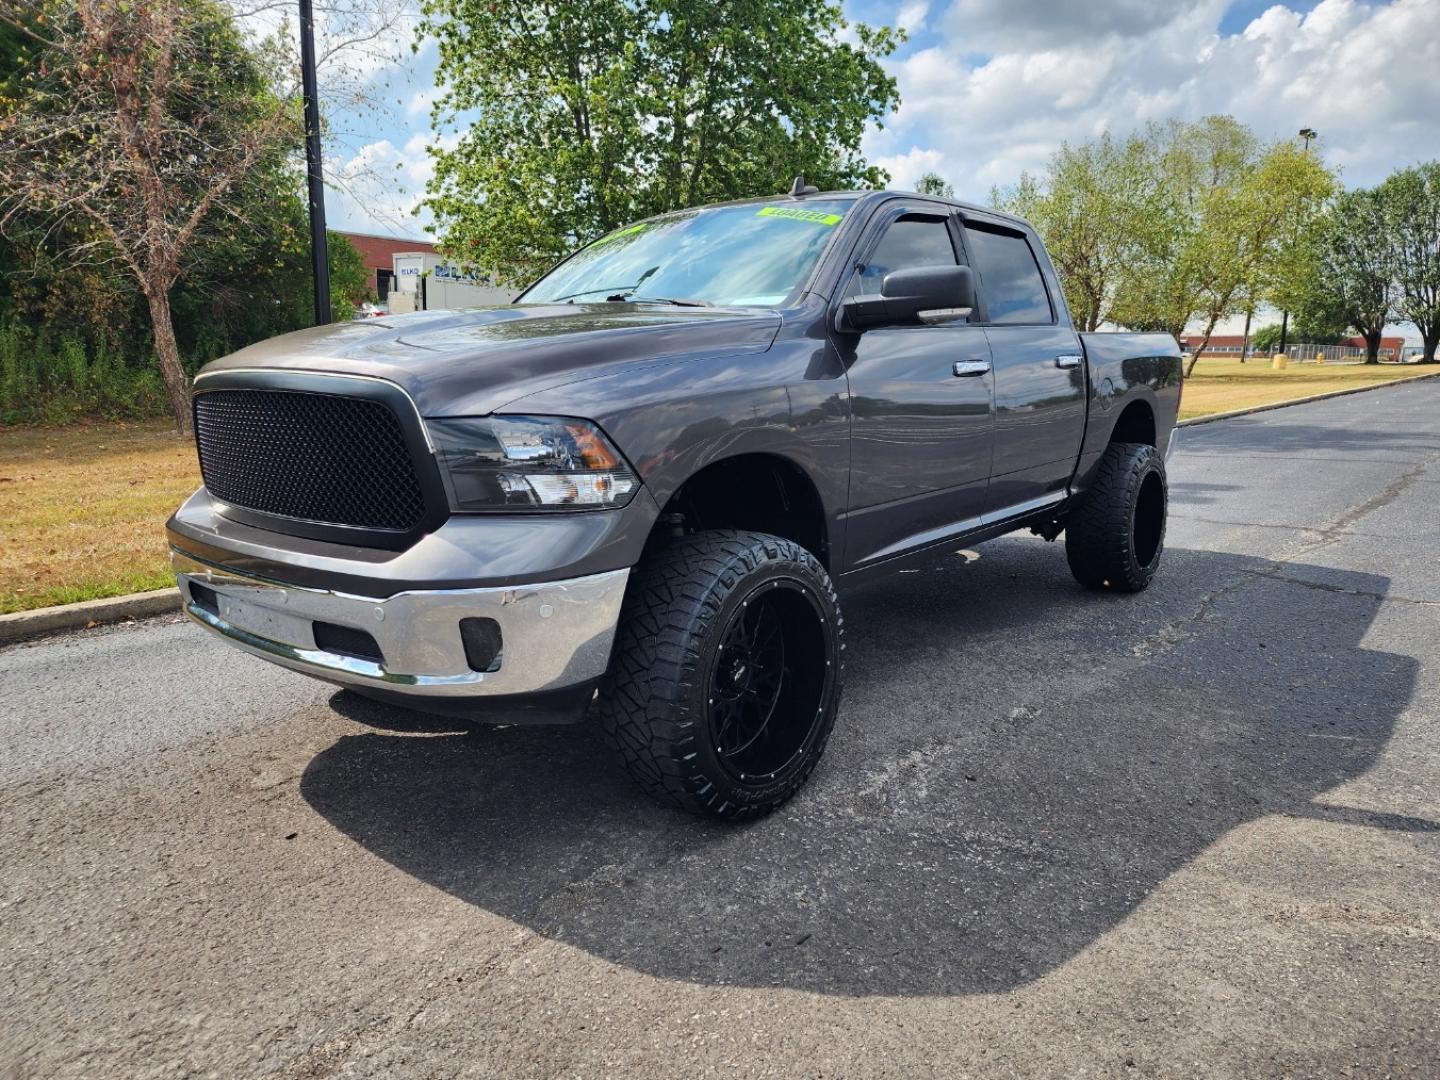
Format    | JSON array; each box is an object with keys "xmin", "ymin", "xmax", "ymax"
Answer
[
  {"xmin": 1239, "ymin": 307, "xmax": 1252, "ymax": 363},
  {"xmin": 1184, "ymin": 315, "xmax": 1221, "ymax": 377},
  {"xmin": 1363, "ymin": 328, "xmax": 1381, "ymax": 364},
  {"xmin": 145, "ymin": 286, "xmax": 193, "ymax": 435},
  {"xmin": 1423, "ymin": 331, "xmax": 1439, "ymax": 364}
]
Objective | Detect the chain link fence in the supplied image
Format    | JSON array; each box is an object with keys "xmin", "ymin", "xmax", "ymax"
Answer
[{"xmin": 1281, "ymin": 342, "xmax": 1369, "ymax": 364}]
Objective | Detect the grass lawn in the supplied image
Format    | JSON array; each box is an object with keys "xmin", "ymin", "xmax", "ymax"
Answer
[
  {"xmin": 1, "ymin": 420, "xmax": 199, "ymax": 614},
  {"xmin": 1180, "ymin": 358, "xmax": 1434, "ymax": 420},
  {"xmin": 1, "ymin": 360, "xmax": 1435, "ymax": 615}
]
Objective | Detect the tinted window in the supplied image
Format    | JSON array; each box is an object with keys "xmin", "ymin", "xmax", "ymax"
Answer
[
  {"xmin": 964, "ymin": 226, "xmax": 1052, "ymax": 324},
  {"xmin": 852, "ymin": 215, "xmax": 956, "ymax": 295}
]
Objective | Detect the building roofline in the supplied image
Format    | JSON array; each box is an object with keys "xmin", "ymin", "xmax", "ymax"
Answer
[{"xmin": 334, "ymin": 230, "xmax": 438, "ymax": 245}]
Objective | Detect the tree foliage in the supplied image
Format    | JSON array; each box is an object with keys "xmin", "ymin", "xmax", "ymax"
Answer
[
  {"xmin": 1306, "ymin": 188, "xmax": 1394, "ymax": 362},
  {"xmin": 914, "ymin": 171, "xmax": 953, "ymax": 199},
  {"xmin": 1381, "ymin": 162, "xmax": 1440, "ymax": 363},
  {"xmin": 993, "ymin": 132, "xmax": 1156, "ymax": 331},
  {"xmin": 421, "ymin": 0, "xmax": 904, "ymax": 285},
  {"xmin": 0, "ymin": 0, "xmax": 298, "ymax": 432},
  {"xmin": 1001, "ymin": 117, "xmax": 1339, "ymax": 369}
]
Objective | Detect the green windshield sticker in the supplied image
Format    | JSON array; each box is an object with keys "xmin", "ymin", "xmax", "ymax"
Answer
[
  {"xmin": 590, "ymin": 222, "xmax": 652, "ymax": 248},
  {"xmin": 757, "ymin": 206, "xmax": 843, "ymax": 226}
]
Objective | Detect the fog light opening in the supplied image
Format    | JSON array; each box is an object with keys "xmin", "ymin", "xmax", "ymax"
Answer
[{"xmin": 460, "ymin": 617, "xmax": 503, "ymax": 673}]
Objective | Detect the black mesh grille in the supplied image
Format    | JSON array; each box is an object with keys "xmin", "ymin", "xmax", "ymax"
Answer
[{"xmin": 194, "ymin": 388, "xmax": 427, "ymax": 532}]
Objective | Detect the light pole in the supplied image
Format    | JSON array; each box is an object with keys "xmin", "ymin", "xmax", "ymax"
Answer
[
  {"xmin": 1278, "ymin": 127, "xmax": 1318, "ymax": 356},
  {"xmin": 299, "ymin": 0, "xmax": 331, "ymax": 325}
]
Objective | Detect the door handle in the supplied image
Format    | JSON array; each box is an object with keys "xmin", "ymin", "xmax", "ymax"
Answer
[
  {"xmin": 953, "ymin": 359, "xmax": 991, "ymax": 377},
  {"xmin": 1055, "ymin": 353, "xmax": 1083, "ymax": 369}
]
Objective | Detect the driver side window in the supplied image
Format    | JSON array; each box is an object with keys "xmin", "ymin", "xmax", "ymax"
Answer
[{"xmin": 848, "ymin": 214, "xmax": 958, "ymax": 298}]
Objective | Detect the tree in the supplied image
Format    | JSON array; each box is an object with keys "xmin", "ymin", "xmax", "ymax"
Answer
[
  {"xmin": 1104, "ymin": 118, "xmax": 1257, "ymax": 348},
  {"xmin": 1103, "ymin": 118, "xmax": 1336, "ymax": 375},
  {"xmin": 915, "ymin": 172, "xmax": 953, "ymax": 199},
  {"xmin": 1381, "ymin": 162, "xmax": 1440, "ymax": 363},
  {"xmin": 994, "ymin": 132, "xmax": 1154, "ymax": 332},
  {"xmin": 421, "ymin": 0, "xmax": 904, "ymax": 285},
  {"xmin": 1305, "ymin": 187, "xmax": 1394, "ymax": 363},
  {"xmin": 0, "ymin": 0, "xmax": 296, "ymax": 433}
]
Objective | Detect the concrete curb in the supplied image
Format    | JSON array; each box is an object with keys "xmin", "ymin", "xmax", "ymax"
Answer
[
  {"xmin": 1178, "ymin": 368, "xmax": 1440, "ymax": 427},
  {"xmin": 0, "ymin": 587, "xmax": 181, "ymax": 645},
  {"xmin": 3, "ymin": 367, "xmax": 1437, "ymax": 646}
]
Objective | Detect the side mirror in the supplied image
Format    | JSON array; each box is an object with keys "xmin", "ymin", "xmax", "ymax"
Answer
[{"xmin": 835, "ymin": 265, "xmax": 976, "ymax": 333}]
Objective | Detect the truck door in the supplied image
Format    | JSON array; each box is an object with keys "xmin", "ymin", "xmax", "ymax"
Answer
[
  {"xmin": 961, "ymin": 219, "xmax": 1087, "ymax": 517},
  {"xmin": 837, "ymin": 207, "xmax": 995, "ymax": 571}
]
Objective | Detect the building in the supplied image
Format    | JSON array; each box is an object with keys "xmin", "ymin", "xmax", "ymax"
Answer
[
  {"xmin": 1179, "ymin": 334, "xmax": 1406, "ymax": 360},
  {"xmin": 1337, "ymin": 335, "xmax": 1406, "ymax": 360},
  {"xmin": 335, "ymin": 232, "xmax": 437, "ymax": 303},
  {"xmin": 387, "ymin": 251, "xmax": 516, "ymax": 312}
]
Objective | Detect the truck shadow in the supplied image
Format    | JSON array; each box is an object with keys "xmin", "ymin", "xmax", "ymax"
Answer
[{"xmin": 301, "ymin": 544, "xmax": 1427, "ymax": 997}]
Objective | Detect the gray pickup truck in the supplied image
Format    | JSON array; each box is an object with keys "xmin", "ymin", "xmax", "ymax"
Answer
[{"xmin": 168, "ymin": 186, "xmax": 1181, "ymax": 819}]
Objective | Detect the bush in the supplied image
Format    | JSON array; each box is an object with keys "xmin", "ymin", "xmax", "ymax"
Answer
[{"xmin": 0, "ymin": 322, "xmax": 171, "ymax": 426}]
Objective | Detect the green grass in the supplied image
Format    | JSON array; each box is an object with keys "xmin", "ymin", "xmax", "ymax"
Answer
[
  {"xmin": 1181, "ymin": 359, "xmax": 1434, "ymax": 420},
  {"xmin": 0, "ymin": 420, "xmax": 200, "ymax": 615}
]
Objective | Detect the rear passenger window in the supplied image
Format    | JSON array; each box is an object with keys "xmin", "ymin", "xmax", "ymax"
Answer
[
  {"xmin": 963, "ymin": 225, "xmax": 1052, "ymax": 324},
  {"xmin": 851, "ymin": 214, "xmax": 956, "ymax": 296}
]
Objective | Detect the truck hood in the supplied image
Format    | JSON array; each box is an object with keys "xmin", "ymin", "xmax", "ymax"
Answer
[{"xmin": 201, "ymin": 303, "xmax": 783, "ymax": 416}]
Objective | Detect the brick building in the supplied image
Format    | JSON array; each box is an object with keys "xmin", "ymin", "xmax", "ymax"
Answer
[
  {"xmin": 1179, "ymin": 334, "xmax": 1405, "ymax": 360},
  {"xmin": 336, "ymin": 232, "xmax": 437, "ymax": 302}
]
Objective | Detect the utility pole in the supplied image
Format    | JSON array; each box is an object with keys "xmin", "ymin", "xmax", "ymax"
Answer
[
  {"xmin": 1278, "ymin": 127, "xmax": 1318, "ymax": 356},
  {"xmin": 299, "ymin": 0, "xmax": 331, "ymax": 324}
]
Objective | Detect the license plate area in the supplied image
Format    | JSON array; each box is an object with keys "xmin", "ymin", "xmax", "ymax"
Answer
[{"xmin": 207, "ymin": 586, "xmax": 316, "ymax": 650}]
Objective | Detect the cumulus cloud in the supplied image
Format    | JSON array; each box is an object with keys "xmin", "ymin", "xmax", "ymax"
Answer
[
  {"xmin": 943, "ymin": 0, "xmax": 1216, "ymax": 50},
  {"xmin": 867, "ymin": 0, "xmax": 1440, "ymax": 201}
]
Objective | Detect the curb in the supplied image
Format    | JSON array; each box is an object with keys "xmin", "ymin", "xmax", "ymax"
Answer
[
  {"xmin": 3, "ymin": 367, "xmax": 1437, "ymax": 645},
  {"xmin": 0, "ymin": 587, "xmax": 181, "ymax": 645},
  {"xmin": 1178, "ymin": 368, "xmax": 1440, "ymax": 427}
]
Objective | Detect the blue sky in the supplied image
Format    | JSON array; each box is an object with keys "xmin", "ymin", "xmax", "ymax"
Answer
[{"xmin": 315, "ymin": 0, "xmax": 1439, "ymax": 254}]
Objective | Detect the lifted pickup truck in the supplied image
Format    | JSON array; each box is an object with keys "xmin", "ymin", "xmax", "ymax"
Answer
[{"xmin": 169, "ymin": 186, "xmax": 1181, "ymax": 819}]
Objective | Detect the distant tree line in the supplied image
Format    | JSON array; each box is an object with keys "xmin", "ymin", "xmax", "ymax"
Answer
[{"xmin": 994, "ymin": 118, "xmax": 1440, "ymax": 366}]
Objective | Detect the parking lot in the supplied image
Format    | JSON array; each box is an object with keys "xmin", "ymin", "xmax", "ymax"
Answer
[{"xmin": 3, "ymin": 379, "xmax": 1438, "ymax": 1078}]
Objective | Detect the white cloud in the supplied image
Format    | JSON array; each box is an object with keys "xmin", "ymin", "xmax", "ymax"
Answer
[
  {"xmin": 873, "ymin": 145, "xmax": 947, "ymax": 189},
  {"xmin": 325, "ymin": 129, "xmax": 461, "ymax": 238},
  {"xmin": 405, "ymin": 86, "xmax": 442, "ymax": 120},
  {"xmin": 869, "ymin": 0, "xmax": 1440, "ymax": 203},
  {"xmin": 897, "ymin": 1, "xmax": 930, "ymax": 33}
]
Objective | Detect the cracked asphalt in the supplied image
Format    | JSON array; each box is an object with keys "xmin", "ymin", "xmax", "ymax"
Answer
[{"xmin": 3, "ymin": 379, "xmax": 1439, "ymax": 1079}]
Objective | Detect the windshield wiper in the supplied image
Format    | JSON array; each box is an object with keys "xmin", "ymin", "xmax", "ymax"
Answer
[
  {"xmin": 549, "ymin": 284, "xmax": 647, "ymax": 303},
  {"xmin": 616, "ymin": 295, "xmax": 712, "ymax": 307}
]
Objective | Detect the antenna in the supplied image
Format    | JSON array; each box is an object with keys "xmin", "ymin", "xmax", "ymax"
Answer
[{"xmin": 788, "ymin": 174, "xmax": 820, "ymax": 198}]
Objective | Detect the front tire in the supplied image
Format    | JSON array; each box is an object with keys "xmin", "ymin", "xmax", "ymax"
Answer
[
  {"xmin": 1065, "ymin": 442, "xmax": 1168, "ymax": 593},
  {"xmin": 596, "ymin": 530, "xmax": 844, "ymax": 820}
]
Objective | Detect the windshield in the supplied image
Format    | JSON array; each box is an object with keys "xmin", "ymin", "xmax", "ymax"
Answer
[{"xmin": 519, "ymin": 200, "xmax": 854, "ymax": 308}]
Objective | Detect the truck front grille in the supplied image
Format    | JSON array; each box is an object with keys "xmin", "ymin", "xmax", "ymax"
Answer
[{"xmin": 194, "ymin": 388, "xmax": 427, "ymax": 532}]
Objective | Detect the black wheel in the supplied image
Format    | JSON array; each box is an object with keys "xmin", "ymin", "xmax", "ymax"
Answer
[
  {"xmin": 1065, "ymin": 441, "xmax": 1167, "ymax": 593},
  {"xmin": 596, "ymin": 529, "xmax": 844, "ymax": 819}
]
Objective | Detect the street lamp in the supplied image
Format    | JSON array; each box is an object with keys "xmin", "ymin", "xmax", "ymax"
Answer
[
  {"xmin": 1279, "ymin": 127, "xmax": 1319, "ymax": 355},
  {"xmin": 299, "ymin": 0, "xmax": 331, "ymax": 325}
]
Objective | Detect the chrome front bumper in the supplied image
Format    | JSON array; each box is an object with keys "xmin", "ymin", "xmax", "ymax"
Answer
[{"xmin": 171, "ymin": 548, "xmax": 628, "ymax": 699}]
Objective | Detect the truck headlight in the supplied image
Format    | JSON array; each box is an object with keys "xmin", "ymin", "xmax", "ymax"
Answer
[{"xmin": 428, "ymin": 416, "xmax": 640, "ymax": 511}]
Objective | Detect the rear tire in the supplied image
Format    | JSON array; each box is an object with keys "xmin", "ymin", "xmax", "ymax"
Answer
[
  {"xmin": 1065, "ymin": 442, "xmax": 1167, "ymax": 593},
  {"xmin": 596, "ymin": 530, "xmax": 844, "ymax": 820}
]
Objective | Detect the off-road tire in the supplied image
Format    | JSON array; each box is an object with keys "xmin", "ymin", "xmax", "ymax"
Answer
[
  {"xmin": 1065, "ymin": 441, "xmax": 1168, "ymax": 593},
  {"xmin": 595, "ymin": 530, "xmax": 844, "ymax": 820}
]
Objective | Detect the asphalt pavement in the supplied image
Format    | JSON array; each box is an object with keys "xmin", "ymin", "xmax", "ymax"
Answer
[{"xmin": 3, "ymin": 380, "xmax": 1438, "ymax": 1078}]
